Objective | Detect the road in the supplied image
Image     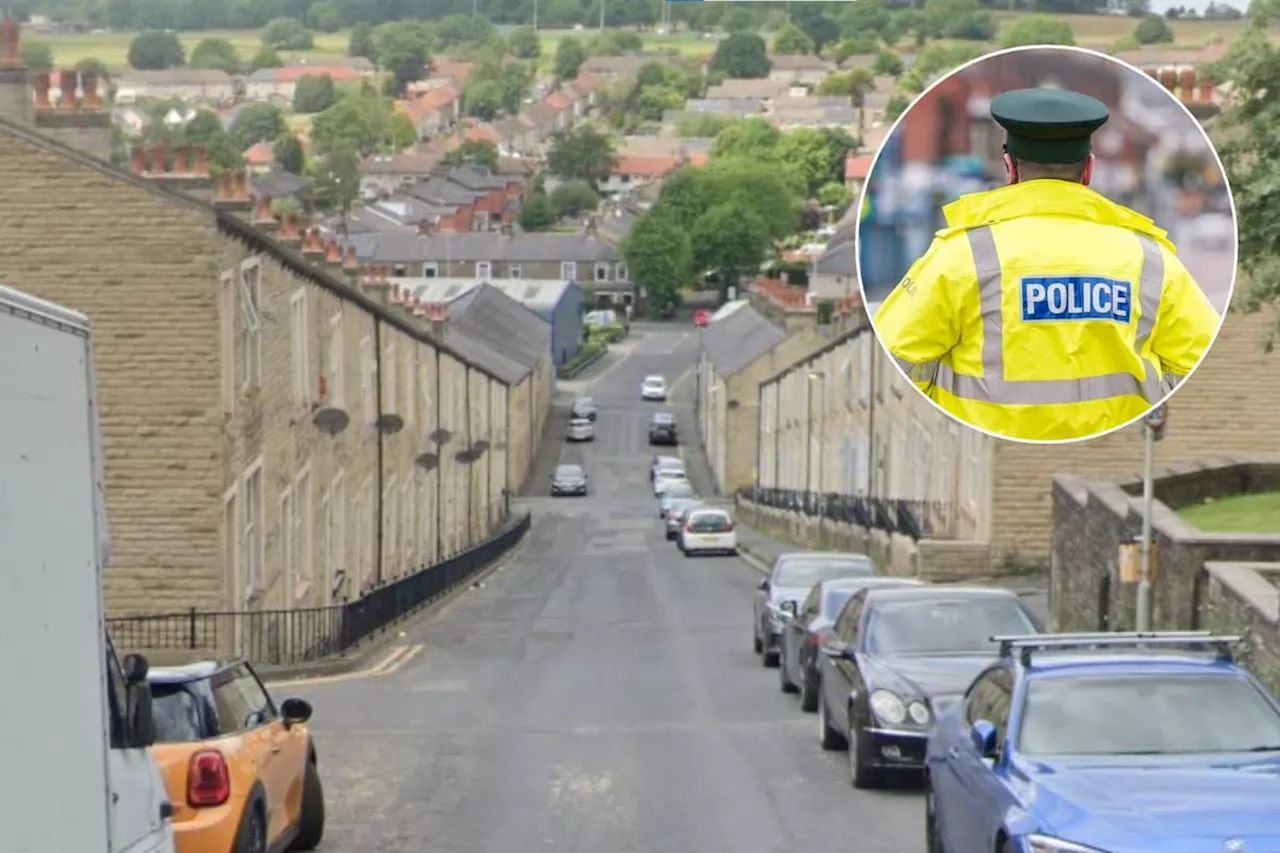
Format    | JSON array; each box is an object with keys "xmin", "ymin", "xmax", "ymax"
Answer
[{"xmin": 285, "ymin": 326, "xmax": 924, "ymax": 853}]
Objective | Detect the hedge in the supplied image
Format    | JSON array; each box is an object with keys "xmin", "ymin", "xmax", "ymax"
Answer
[{"xmin": 557, "ymin": 341, "xmax": 607, "ymax": 379}]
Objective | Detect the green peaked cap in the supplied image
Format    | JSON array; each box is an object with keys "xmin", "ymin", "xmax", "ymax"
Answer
[{"xmin": 990, "ymin": 87, "xmax": 1109, "ymax": 164}]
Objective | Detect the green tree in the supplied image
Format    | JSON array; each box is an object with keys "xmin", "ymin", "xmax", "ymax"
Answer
[
  {"xmin": 464, "ymin": 79, "xmax": 503, "ymax": 119},
  {"xmin": 674, "ymin": 113, "xmax": 737, "ymax": 138},
  {"xmin": 776, "ymin": 128, "xmax": 840, "ymax": 197},
  {"xmin": 273, "ymin": 133, "xmax": 305, "ymax": 173},
  {"xmin": 722, "ymin": 6, "xmax": 757, "ymax": 32},
  {"xmin": 923, "ymin": 0, "xmax": 996, "ymax": 39},
  {"xmin": 550, "ymin": 180, "xmax": 600, "ymax": 218},
  {"xmin": 712, "ymin": 117, "xmax": 780, "ymax": 160},
  {"xmin": 816, "ymin": 68, "xmax": 875, "ymax": 103},
  {"xmin": 873, "ymin": 50, "xmax": 904, "ymax": 76},
  {"xmin": 1002, "ymin": 16, "xmax": 1077, "ymax": 47},
  {"xmin": 709, "ymin": 32, "xmax": 770, "ymax": 79},
  {"xmin": 442, "ymin": 139, "xmax": 500, "ymax": 171},
  {"xmin": 589, "ymin": 29, "xmax": 643, "ymax": 56},
  {"xmin": 386, "ymin": 111, "xmax": 416, "ymax": 149},
  {"xmin": 189, "ymin": 38, "xmax": 241, "ymax": 72},
  {"xmin": 229, "ymin": 102, "xmax": 287, "ymax": 149},
  {"xmin": 20, "ymin": 40, "xmax": 53, "ymax": 70},
  {"xmin": 554, "ymin": 37, "xmax": 587, "ymax": 79},
  {"xmin": 773, "ymin": 21, "xmax": 815, "ymax": 55},
  {"xmin": 840, "ymin": 0, "xmax": 892, "ymax": 39},
  {"xmin": 127, "ymin": 31, "xmax": 185, "ymax": 70},
  {"xmin": 691, "ymin": 201, "xmax": 769, "ymax": 297},
  {"xmin": 306, "ymin": 0, "xmax": 343, "ymax": 32},
  {"xmin": 1134, "ymin": 13, "xmax": 1175, "ymax": 42},
  {"xmin": 310, "ymin": 92, "xmax": 389, "ymax": 155},
  {"xmin": 315, "ymin": 145, "xmax": 360, "ymax": 211},
  {"xmin": 75, "ymin": 57, "xmax": 110, "ymax": 78},
  {"xmin": 509, "ymin": 26, "xmax": 541, "ymax": 60},
  {"xmin": 518, "ymin": 186, "xmax": 556, "ymax": 231},
  {"xmin": 546, "ymin": 126, "xmax": 617, "ymax": 187},
  {"xmin": 818, "ymin": 181, "xmax": 853, "ymax": 209},
  {"xmin": 293, "ymin": 73, "xmax": 337, "ymax": 113},
  {"xmin": 378, "ymin": 29, "xmax": 430, "ymax": 95},
  {"xmin": 348, "ymin": 22, "xmax": 375, "ymax": 59},
  {"xmin": 262, "ymin": 18, "xmax": 313, "ymax": 50},
  {"xmin": 623, "ymin": 211, "xmax": 693, "ymax": 317}
]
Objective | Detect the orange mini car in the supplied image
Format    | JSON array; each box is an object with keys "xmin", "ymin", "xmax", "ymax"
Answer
[{"xmin": 148, "ymin": 659, "xmax": 325, "ymax": 853}]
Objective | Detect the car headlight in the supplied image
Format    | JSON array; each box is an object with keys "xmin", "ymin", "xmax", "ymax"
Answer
[
  {"xmin": 1025, "ymin": 835, "xmax": 1110, "ymax": 853},
  {"xmin": 869, "ymin": 690, "xmax": 906, "ymax": 725},
  {"xmin": 907, "ymin": 700, "xmax": 931, "ymax": 726}
]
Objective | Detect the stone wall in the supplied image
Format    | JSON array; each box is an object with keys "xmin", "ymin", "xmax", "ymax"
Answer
[{"xmin": 1050, "ymin": 459, "xmax": 1280, "ymax": 689}]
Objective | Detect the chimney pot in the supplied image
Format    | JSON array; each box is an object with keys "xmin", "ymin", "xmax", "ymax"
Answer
[
  {"xmin": 324, "ymin": 239, "xmax": 342, "ymax": 264},
  {"xmin": 0, "ymin": 17, "xmax": 19, "ymax": 69},
  {"xmin": 129, "ymin": 145, "xmax": 147, "ymax": 175},
  {"xmin": 253, "ymin": 194, "xmax": 274, "ymax": 225},
  {"xmin": 231, "ymin": 169, "xmax": 248, "ymax": 200},
  {"xmin": 1197, "ymin": 81, "xmax": 1214, "ymax": 103},
  {"xmin": 279, "ymin": 211, "xmax": 300, "ymax": 242},
  {"xmin": 193, "ymin": 145, "xmax": 209, "ymax": 176},
  {"xmin": 1179, "ymin": 68, "xmax": 1195, "ymax": 101},
  {"xmin": 80, "ymin": 70, "xmax": 100, "ymax": 110},
  {"xmin": 149, "ymin": 143, "xmax": 167, "ymax": 176},
  {"xmin": 172, "ymin": 145, "xmax": 189, "ymax": 175},
  {"xmin": 302, "ymin": 227, "xmax": 323, "ymax": 255},
  {"xmin": 57, "ymin": 69, "xmax": 76, "ymax": 110},
  {"xmin": 343, "ymin": 244, "xmax": 359, "ymax": 271},
  {"xmin": 33, "ymin": 70, "xmax": 51, "ymax": 110}
]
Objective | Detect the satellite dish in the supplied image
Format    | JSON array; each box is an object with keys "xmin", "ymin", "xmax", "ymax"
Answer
[
  {"xmin": 454, "ymin": 449, "xmax": 475, "ymax": 464},
  {"xmin": 375, "ymin": 413, "xmax": 405, "ymax": 435},
  {"xmin": 727, "ymin": 399, "xmax": 741, "ymax": 410},
  {"xmin": 415, "ymin": 452, "xmax": 439, "ymax": 471},
  {"xmin": 430, "ymin": 428, "xmax": 454, "ymax": 444},
  {"xmin": 471, "ymin": 439, "xmax": 491, "ymax": 455},
  {"xmin": 313, "ymin": 408, "xmax": 350, "ymax": 435}
]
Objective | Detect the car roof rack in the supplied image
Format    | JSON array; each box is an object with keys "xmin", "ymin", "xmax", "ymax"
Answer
[{"xmin": 992, "ymin": 631, "xmax": 1241, "ymax": 666}]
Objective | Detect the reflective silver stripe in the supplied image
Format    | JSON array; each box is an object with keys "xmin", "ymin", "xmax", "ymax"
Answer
[
  {"xmin": 894, "ymin": 355, "xmax": 938, "ymax": 384},
  {"xmin": 913, "ymin": 226, "xmax": 1167, "ymax": 406}
]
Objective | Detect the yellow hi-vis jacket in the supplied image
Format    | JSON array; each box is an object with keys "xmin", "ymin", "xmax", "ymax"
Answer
[{"xmin": 874, "ymin": 180, "xmax": 1220, "ymax": 443}]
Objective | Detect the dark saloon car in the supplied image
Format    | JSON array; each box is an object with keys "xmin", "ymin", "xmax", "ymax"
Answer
[
  {"xmin": 570, "ymin": 396, "xmax": 598, "ymax": 421},
  {"xmin": 664, "ymin": 499, "xmax": 705, "ymax": 539},
  {"xmin": 549, "ymin": 463, "xmax": 588, "ymax": 496},
  {"xmin": 753, "ymin": 552, "xmax": 879, "ymax": 668},
  {"xmin": 648, "ymin": 412, "xmax": 678, "ymax": 446},
  {"xmin": 816, "ymin": 586, "xmax": 1041, "ymax": 789},
  {"xmin": 777, "ymin": 577, "xmax": 925, "ymax": 712}
]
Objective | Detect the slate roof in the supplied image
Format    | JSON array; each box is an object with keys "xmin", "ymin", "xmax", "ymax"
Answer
[
  {"xmin": 441, "ymin": 328, "xmax": 530, "ymax": 384},
  {"xmin": 814, "ymin": 240, "xmax": 858, "ymax": 276},
  {"xmin": 250, "ymin": 170, "xmax": 312, "ymax": 200},
  {"xmin": 701, "ymin": 303, "xmax": 785, "ymax": 378},
  {"xmin": 447, "ymin": 283, "xmax": 551, "ymax": 372},
  {"xmin": 348, "ymin": 232, "xmax": 621, "ymax": 264}
]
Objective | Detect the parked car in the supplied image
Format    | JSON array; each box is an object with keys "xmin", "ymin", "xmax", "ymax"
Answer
[
  {"xmin": 641, "ymin": 375, "xmax": 667, "ymax": 401},
  {"xmin": 665, "ymin": 499, "xmax": 706, "ymax": 539},
  {"xmin": 650, "ymin": 455, "xmax": 682, "ymax": 483},
  {"xmin": 677, "ymin": 508, "xmax": 738, "ymax": 556},
  {"xmin": 648, "ymin": 412, "xmax": 678, "ymax": 446},
  {"xmin": 692, "ymin": 308, "xmax": 710, "ymax": 327},
  {"xmin": 148, "ymin": 660, "xmax": 325, "ymax": 852},
  {"xmin": 567, "ymin": 417, "xmax": 595, "ymax": 442},
  {"xmin": 926, "ymin": 631, "xmax": 1280, "ymax": 853},
  {"xmin": 817, "ymin": 586, "xmax": 1041, "ymax": 789},
  {"xmin": 570, "ymin": 396, "xmax": 597, "ymax": 421},
  {"xmin": 777, "ymin": 577, "xmax": 926, "ymax": 712},
  {"xmin": 550, "ymin": 463, "xmax": 588, "ymax": 496},
  {"xmin": 654, "ymin": 469, "xmax": 689, "ymax": 497},
  {"xmin": 753, "ymin": 552, "xmax": 879, "ymax": 668},
  {"xmin": 659, "ymin": 490, "xmax": 698, "ymax": 521}
]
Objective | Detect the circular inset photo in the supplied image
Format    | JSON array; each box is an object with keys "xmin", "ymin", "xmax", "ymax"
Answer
[{"xmin": 857, "ymin": 45, "xmax": 1235, "ymax": 445}]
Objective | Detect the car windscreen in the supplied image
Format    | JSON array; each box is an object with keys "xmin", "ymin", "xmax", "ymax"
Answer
[
  {"xmin": 821, "ymin": 588, "xmax": 856, "ymax": 619},
  {"xmin": 652, "ymin": 415, "xmax": 674, "ymax": 425},
  {"xmin": 688, "ymin": 512, "xmax": 732, "ymax": 532},
  {"xmin": 1018, "ymin": 673, "xmax": 1280, "ymax": 756},
  {"xmin": 655, "ymin": 458, "xmax": 682, "ymax": 470},
  {"xmin": 774, "ymin": 558, "xmax": 875, "ymax": 588},
  {"xmin": 664, "ymin": 481, "xmax": 694, "ymax": 497},
  {"xmin": 863, "ymin": 597, "xmax": 1037, "ymax": 655},
  {"xmin": 644, "ymin": 378, "xmax": 664, "ymax": 386},
  {"xmin": 151, "ymin": 682, "xmax": 207, "ymax": 742},
  {"xmin": 555, "ymin": 466, "xmax": 582, "ymax": 478}
]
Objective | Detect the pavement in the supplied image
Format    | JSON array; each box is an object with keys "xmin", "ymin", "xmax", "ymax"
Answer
[{"xmin": 282, "ymin": 324, "xmax": 926, "ymax": 852}]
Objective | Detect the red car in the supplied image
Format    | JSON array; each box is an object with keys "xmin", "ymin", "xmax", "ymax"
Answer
[{"xmin": 692, "ymin": 309, "xmax": 710, "ymax": 327}]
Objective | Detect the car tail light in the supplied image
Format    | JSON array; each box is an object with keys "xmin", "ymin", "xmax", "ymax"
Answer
[
  {"xmin": 722, "ymin": 521, "xmax": 735, "ymax": 532},
  {"xmin": 188, "ymin": 750, "xmax": 231, "ymax": 807},
  {"xmin": 685, "ymin": 522, "xmax": 696, "ymax": 533}
]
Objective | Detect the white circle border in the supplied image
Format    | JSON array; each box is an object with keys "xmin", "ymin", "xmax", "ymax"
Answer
[{"xmin": 851, "ymin": 43, "xmax": 1240, "ymax": 447}]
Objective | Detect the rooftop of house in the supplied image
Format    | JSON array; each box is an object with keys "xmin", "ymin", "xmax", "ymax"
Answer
[
  {"xmin": 246, "ymin": 65, "xmax": 366, "ymax": 83},
  {"xmin": 611, "ymin": 152, "xmax": 706, "ymax": 178},
  {"xmin": 358, "ymin": 151, "xmax": 443, "ymax": 177},
  {"xmin": 700, "ymin": 302, "xmax": 786, "ymax": 378},
  {"xmin": 545, "ymin": 91, "xmax": 573, "ymax": 112},
  {"xmin": 767, "ymin": 53, "xmax": 834, "ymax": 71},
  {"xmin": 705, "ymin": 78, "xmax": 789, "ymax": 99},
  {"xmin": 580, "ymin": 54, "xmax": 663, "ymax": 74},
  {"xmin": 397, "ymin": 83, "xmax": 460, "ymax": 122},
  {"xmin": 845, "ymin": 154, "xmax": 873, "ymax": 182},
  {"xmin": 115, "ymin": 68, "xmax": 234, "ymax": 86},
  {"xmin": 345, "ymin": 230, "xmax": 622, "ymax": 264},
  {"xmin": 684, "ymin": 97, "xmax": 764, "ymax": 114},
  {"xmin": 428, "ymin": 58, "xmax": 476, "ymax": 87},
  {"xmin": 244, "ymin": 140, "xmax": 274, "ymax": 166},
  {"xmin": 813, "ymin": 239, "xmax": 857, "ymax": 277},
  {"xmin": 284, "ymin": 55, "xmax": 375, "ymax": 71},
  {"xmin": 250, "ymin": 169, "xmax": 313, "ymax": 201},
  {"xmin": 442, "ymin": 282, "xmax": 552, "ymax": 372},
  {"xmin": 396, "ymin": 277, "xmax": 576, "ymax": 312}
]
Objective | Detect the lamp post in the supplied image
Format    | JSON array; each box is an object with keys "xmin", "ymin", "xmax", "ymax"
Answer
[{"xmin": 807, "ymin": 371, "xmax": 825, "ymax": 513}]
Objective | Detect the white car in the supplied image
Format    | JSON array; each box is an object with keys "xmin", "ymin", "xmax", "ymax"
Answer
[
  {"xmin": 567, "ymin": 417, "xmax": 595, "ymax": 441},
  {"xmin": 641, "ymin": 375, "xmax": 667, "ymax": 401},
  {"xmin": 654, "ymin": 470, "xmax": 688, "ymax": 496},
  {"xmin": 678, "ymin": 508, "xmax": 738, "ymax": 556}
]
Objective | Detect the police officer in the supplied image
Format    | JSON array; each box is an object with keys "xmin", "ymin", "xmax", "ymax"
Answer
[{"xmin": 874, "ymin": 87, "xmax": 1221, "ymax": 443}]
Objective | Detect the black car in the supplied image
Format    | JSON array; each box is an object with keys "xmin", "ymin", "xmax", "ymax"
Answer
[
  {"xmin": 778, "ymin": 577, "xmax": 925, "ymax": 712},
  {"xmin": 550, "ymin": 463, "xmax": 588, "ymax": 496},
  {"xmin": 571, "ymin": 396, "xmax": 597, "ymax": 421},
  {"xmin": 815, "ymin": 586, "xmax": 1041, "ymax": 789},
  {"xmin": 648, "ymin": 412, "xmax": 678, "ymax": 446}
]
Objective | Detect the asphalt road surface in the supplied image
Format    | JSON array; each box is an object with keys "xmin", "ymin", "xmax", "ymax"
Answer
[{"xmin": 283, "ymin": 326, "xmax": 925, "ymax": 853}]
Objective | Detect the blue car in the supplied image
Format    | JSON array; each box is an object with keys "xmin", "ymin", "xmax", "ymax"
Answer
[{"xmin": 925, "ymin": 631, "xmax": 1280, "ymax": 853}]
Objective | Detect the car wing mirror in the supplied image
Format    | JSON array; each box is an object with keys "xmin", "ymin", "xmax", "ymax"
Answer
[
  {"xmin": 820, "ymin": 641, "xmax": 850, "ymax": 659},
  {"xmin": 757, "ymin": 578, "xmax": 769, "ymax": 592},
  {"xmin": 281, "ymin": 697, "xmax": 314, "ymax": 728},
  {"xmin": 970, "ymin": 720, "xmax": 998, "ymax": 758}
]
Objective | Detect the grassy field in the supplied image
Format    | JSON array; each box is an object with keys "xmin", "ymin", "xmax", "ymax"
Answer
[
  {"xmin": 1178, "ymin": 492, "xmax": 1280, "ymax": 533},
  {"xmin": 22, "ymin": 13, "xmax": 1253, "ymax": 70}
]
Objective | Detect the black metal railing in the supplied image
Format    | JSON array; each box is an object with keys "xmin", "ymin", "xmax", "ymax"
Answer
[
  {"xmin": 109, "ymin": 511, "xmax": 532, "ymax": 667},
  {"xmin": 737, "ymin": 487, "xmax": 951, "ymax": 542}
]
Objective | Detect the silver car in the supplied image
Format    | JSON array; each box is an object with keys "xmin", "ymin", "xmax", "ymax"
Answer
[
  {"xmin": 662, "ymin": 498, "xmax": 703, "ymax": 538},
  {"xmin": 567, "ymin": 417, "xmax": 595, "ymax": 442},
  {"xmin": 752, "ymin": 552, "xmax": 879, "ymax": 668}
]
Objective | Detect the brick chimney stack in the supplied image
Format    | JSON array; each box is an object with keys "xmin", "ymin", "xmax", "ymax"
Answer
[
  {"xmin": 0, "ymin": 17, "xmax": 31, "ymax": 126},
  {"xmin": 131, "ymin": 142, "xmax": 218, "ymax": 199},
  {"xmin": 360, "ymin": 264, "xmax": 391, "ymax": 306},
  {"xmin": 31, "ymin": 68, "xmax": 112, "ymax": 161},
  {"xmin": 211, "ymin": 166, "xmax": 253, "ymax": 214}
]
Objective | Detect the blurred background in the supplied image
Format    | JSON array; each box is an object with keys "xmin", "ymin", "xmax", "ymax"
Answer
[{"xmin": 857, "ymin": 48, "xmax": 1235, "ymax": 314}]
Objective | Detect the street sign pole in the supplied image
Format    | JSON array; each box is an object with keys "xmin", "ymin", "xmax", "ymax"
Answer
[{"xmin": 1135, "ymin": 403, "xmax": 1166, "ymax": 631}]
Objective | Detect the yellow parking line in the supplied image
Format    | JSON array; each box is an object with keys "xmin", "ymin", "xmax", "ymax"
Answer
[
  {"xmin": 379, "ymin": 643, "xmax": 425, "ymax": 675},
  {"xmin": 263, "ymin": 643, "xmax": 414, "ymax": 690}
]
